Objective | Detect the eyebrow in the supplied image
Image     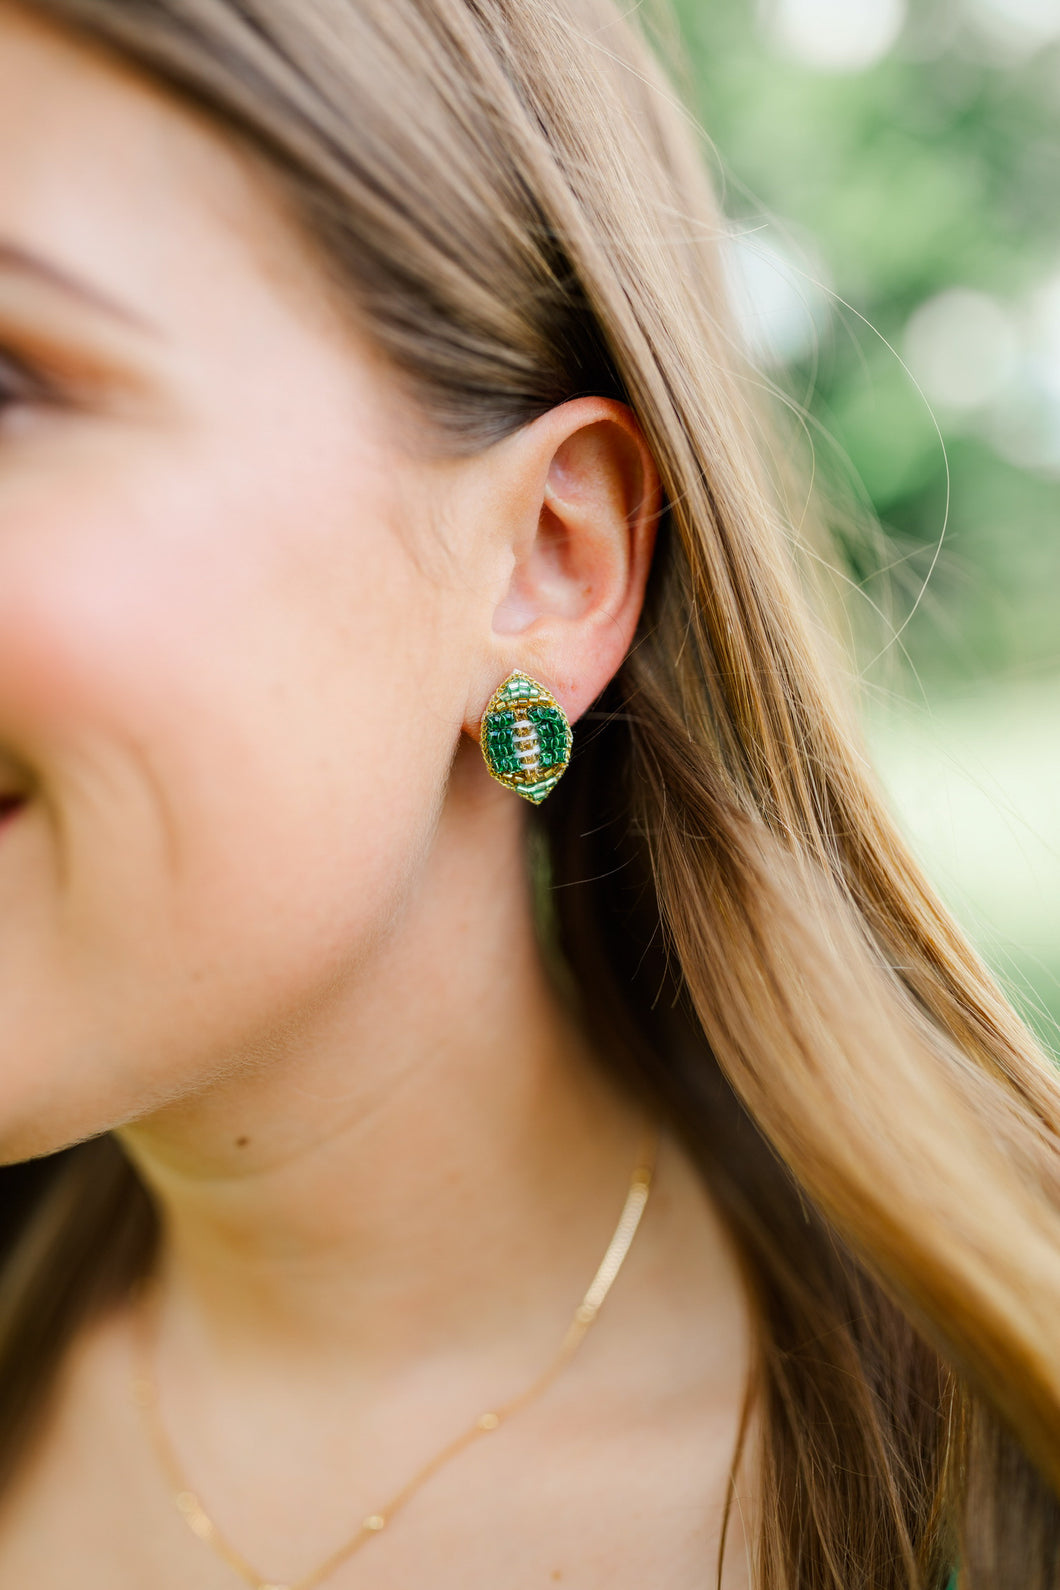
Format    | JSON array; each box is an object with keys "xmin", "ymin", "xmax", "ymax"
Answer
[{"xmin": 0, "ymin": 240, "xmax": 159, "ymax": 336}]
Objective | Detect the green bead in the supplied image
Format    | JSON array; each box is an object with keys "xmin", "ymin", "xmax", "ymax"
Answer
[
  {"xmin": 484, "ymin": 710, "xmax": 520, "ymax": 777},
  {"xmin": 527, "ymin": 705, "xmax": 569, "ymax": 769}
]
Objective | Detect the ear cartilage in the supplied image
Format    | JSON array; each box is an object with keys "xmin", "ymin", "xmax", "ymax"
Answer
[{"xmin": 479, "ymin": 671, "xmax": 572, "ymax": 804}]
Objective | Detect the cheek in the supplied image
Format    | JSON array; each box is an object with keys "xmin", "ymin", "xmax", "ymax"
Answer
[{"xmin": 0, "ymin": 439, "xmax": 462, "ymax": 1159}]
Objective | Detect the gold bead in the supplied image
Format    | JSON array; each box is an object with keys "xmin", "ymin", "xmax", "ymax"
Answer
[
  {"xmin": 575, "ymin": 1302, "xmax": 598, "ymax": 1324},
  {"xmin": 364, "ymin": 1514, "xmax": 386, "ymax": 1532},
  {"xmin": 477, "ymin": 1411, "xmax": 501, "ymax": 1430},
  {"xmin": 175, "ymin": 1491, "xmax": 199, "ymax": 1514}
]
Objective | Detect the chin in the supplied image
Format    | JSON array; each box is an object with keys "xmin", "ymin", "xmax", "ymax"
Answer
[
  {"xmin": 0, "ymin": 1054, "xmax": 145, "ymax": 1167},
  {"xmin": 0, "ymin": 1101, "xmax": 109, "ymax": 1167}
]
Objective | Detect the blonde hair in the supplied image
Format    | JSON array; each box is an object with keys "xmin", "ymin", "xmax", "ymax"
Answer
[{"xmin": 3, "ymin": 1, "xmax": 1060, "ymax": 1583}]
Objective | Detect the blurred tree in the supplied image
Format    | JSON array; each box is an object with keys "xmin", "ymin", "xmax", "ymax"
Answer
[{"xmin": 664, "ymin": 0, "xmax": 1060, "ymax": 1038}]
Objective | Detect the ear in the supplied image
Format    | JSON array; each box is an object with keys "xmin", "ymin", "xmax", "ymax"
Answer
[{"xmin": 466, "ymin": 396, "xmax": 661, "ymax": 733}]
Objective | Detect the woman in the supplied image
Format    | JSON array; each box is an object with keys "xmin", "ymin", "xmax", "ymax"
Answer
[{"xmin": 0, "ymin": 0, "xmax": 1056, "ymax": 1585}]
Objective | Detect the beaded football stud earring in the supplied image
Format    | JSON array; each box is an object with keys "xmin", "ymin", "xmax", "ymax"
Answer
[{"xmin": 479, "ymin": 671, "xmax": 573, "ymax": 804}]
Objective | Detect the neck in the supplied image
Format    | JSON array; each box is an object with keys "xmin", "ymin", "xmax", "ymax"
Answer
[{"xmin": 116, "ymin": 765, "xmax": 649, "ymax": 1387}]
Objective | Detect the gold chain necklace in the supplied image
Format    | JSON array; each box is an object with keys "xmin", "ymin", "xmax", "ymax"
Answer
[{"xmin": 130, "ymin": 1123, "xmax": 659, "ymax": 1590}]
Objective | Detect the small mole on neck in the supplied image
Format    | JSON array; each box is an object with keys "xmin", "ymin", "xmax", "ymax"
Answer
[{"xmin": 235, "ymin": 1135, "xmax": 250, "ymax": 1148}]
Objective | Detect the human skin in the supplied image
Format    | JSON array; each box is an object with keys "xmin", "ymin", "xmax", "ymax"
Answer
[{"xmin": 0, "ymin": 7, "xmax": 753, "ymax": 1586}]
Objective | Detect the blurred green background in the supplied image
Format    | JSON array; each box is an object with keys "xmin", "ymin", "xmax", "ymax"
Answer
[{"xmin": 669, "ymin": 0, "xmax": 1060, "ymax": 1047}]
